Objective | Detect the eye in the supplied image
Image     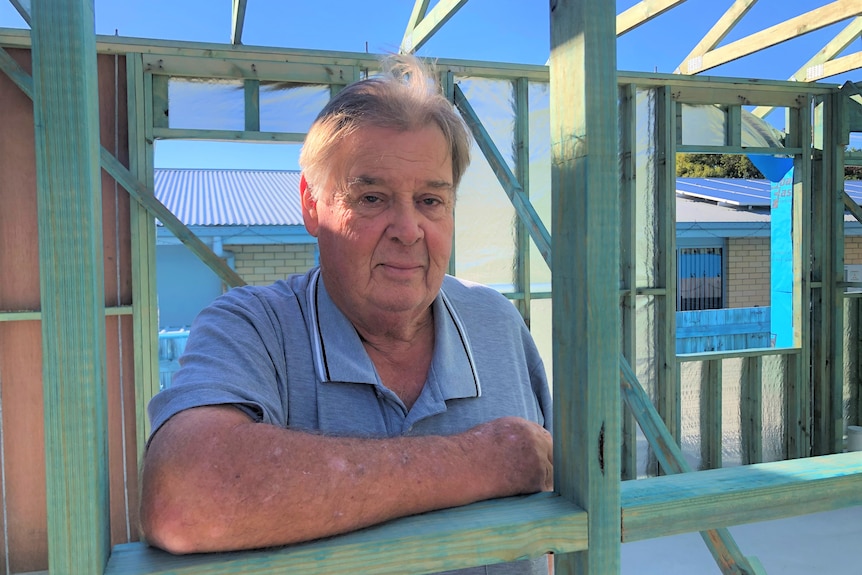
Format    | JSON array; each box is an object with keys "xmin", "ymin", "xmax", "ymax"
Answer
[{"xmin": 420, "ymin": 197, "xmax": 442, "ymax": 206}]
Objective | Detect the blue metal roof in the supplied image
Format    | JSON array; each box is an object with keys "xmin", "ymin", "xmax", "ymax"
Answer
[{"xmin": 154, "ymin": 169, "xmax": 303, "ymax": 226}]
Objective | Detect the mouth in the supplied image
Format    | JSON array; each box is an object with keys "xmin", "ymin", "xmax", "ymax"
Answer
[{"xmin": 377, "ymin": 262, "xmax": 425, "ymax": 276}]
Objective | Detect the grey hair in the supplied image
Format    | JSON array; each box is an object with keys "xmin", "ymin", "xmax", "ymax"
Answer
[{"xmin": 298, "ymin": 54, "xmax": 471, "ymax": 197}]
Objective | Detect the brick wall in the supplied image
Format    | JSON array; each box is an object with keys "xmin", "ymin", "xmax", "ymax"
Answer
[
  {"xmin": 726, "ymin": 237, "xmax": 771, "ymax": 308},
  {"xmin": 846, "ymin": 236, "xmax": 862, "ymax": 265},
  {"xmin": 228, "ymin": 243, "xmax": 317, "ymax": 285},
  {"xmin": 722, "ymin": 236, "xmax": 862, "ymax": 309}
]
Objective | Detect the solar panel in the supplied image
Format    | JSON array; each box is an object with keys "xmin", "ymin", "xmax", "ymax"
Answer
[
  {"xmin": 678, "ymin": 178, "xmax": 862, "ymax": 209},
  {"xmin": 676, "ymin": 178, "xmax": 772, "ymax": 208},
  {"xmin": 846, "ymin": 180, "xmax": 862, "ymax": 205}
]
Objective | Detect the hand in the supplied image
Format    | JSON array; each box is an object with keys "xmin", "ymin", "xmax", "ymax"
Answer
[{"xmin": 459, "ymin": 417, "xmax": 553, "ymax": 497}]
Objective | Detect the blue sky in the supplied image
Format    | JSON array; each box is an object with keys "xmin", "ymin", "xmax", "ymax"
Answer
[{"xmin": 1, "ymin": 1, "xmax": 860, "ymax": 168}]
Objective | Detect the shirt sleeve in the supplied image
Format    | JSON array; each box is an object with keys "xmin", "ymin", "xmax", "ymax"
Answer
[{"xmin": 147, "ymin": 286, "xmax": 290, "ymax": 440}]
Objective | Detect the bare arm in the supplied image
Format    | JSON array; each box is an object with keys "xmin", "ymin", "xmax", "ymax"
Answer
[{"xmin": 140, "ymin": 405, "xmax": 553, "ymax": 554}]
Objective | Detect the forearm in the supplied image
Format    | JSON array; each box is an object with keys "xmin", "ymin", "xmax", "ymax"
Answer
[{"xmin": 141, "ymin": 406, "xmax": 534, "ymax": 553}]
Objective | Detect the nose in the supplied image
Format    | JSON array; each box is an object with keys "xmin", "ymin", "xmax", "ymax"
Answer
[{"xmin": 387, "ymin": 200, "xmax": 424, "ymax": 246}]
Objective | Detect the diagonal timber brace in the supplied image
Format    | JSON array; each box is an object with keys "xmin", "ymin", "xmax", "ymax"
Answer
[
  {"xmin": 453, "ymin": 77, "xmax": 765, "ymax": 575},
  {"xmin": 0, "ymin": 45, "xmax": 246, "ymax": 288}
]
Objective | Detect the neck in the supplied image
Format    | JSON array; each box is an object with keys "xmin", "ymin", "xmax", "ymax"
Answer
[
  {"xmin": 358, "ymin": 312, "xmax": 435, "ymax": 410},
  {"xmin": 353, "ymin": 306, "xmax": 434, "ymax": 350}
]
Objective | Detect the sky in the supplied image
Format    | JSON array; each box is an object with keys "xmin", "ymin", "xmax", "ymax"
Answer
[{"xmin": 1, "ymin": 0, "xmax": 860, "ymax": 168}]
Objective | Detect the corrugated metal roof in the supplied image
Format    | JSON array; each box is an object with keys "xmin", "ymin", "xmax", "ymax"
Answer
[{"xmin": 154, "ymin": 169, "xmax": 303, "ymax": 226}]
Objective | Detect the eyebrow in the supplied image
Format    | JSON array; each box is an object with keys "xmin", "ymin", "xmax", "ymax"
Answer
[{"xmin": 346, "ymin": 176, "xmax": 453, "ymax": 190}]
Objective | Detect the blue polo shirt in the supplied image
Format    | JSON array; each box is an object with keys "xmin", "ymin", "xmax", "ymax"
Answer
[
  {"xmin": 147, "ymin": 266, "xmax": 551, "ymax": 575},
  {"xmin": 149, "ymin": 267, "xmax": 551, "ymax": 439}
]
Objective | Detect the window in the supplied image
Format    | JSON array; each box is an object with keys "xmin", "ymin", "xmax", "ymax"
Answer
[{"xmin": 677, "ymin": 247, "xmax": 723, "ymax": 311}]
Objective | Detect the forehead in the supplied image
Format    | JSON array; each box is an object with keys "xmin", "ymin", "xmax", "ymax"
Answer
[{"xmin": 335, "ymin": 124, "xmax": 453, "ymax": 181}]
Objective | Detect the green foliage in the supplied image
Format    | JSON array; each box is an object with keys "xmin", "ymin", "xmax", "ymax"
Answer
[
  {"xmin": 847, "ymin": 147, "xmax": 862, "ymax": 179},
  {"xmin": 676, "ymin": 154, "xmax": 764, "ymax": 179},
  {"xmin": 846, "ymin": 166, "xmax": 862, "ymax": 180}
]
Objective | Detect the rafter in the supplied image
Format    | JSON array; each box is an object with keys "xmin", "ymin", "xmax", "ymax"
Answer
[
  {"xmin": 617, "ymin": 0, "xmax": 687, "ymax": 36},
  {"xmin": 401, "ymin": 0, "xmax": 431, "ymax": 49},
  {"xmin": 8, "ymin": 0, "xmax": 31, "ymax": 26},
  {"xmin": 808, "ymin": 50, "xmax": 862, "ymax": 80},
  {"xmin": 750, "ymin": 16, "xmax": 862, "ymax": 117},
  {"xmin": 231, "ymin": 0, "xmax": 247, "ymax": 45},
  {"xmin": 674, "ymin": 0, "xmax": 757, "ymax": 73},
  {"xmin": 683, "ymin": 0, "xmax": 862, "ymax": 75},
  {"xmin": 399, "ymin": 0, "xmax": 469, "ymax": 54}
]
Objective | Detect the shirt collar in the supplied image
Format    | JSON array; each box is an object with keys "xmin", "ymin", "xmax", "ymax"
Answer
[{"xmin": 306, "ymin": 268, "xmax": 481, "ymax": 400}]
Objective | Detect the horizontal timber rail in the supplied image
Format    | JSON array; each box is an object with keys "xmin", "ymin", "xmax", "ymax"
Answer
[
  {"xmin": 0, "ymin": 27, "xmax": 844, "ymax": 96},
  {"xmin": 105, "ymin": 493, "xmax": 586, "ymax": 575},
  {"xmin": 104, "ymin": 453, "xmax": 862, "ymax": 573},
  {"xmin": 621, "ymin": 452, "xmax": 862, "ymax": 542},
  {"xmin": 677, "ymin": 346, "xmax": 801, "ymax": 363}
]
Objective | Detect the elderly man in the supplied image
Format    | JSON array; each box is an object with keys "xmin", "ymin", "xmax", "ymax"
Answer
[{"xmin": 140, "ymin": 55, "xmax": 553, "ymax": 574}]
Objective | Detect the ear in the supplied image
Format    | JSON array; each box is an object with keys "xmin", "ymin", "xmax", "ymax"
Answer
[{"xmin": 300, "ymin": 174, "xmax": 320, "ymax": 237}]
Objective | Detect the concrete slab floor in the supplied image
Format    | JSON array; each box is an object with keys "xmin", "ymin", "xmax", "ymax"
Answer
[{"xmin": 621, "ymin": 505, "xmax": 862, "ymax": 574}]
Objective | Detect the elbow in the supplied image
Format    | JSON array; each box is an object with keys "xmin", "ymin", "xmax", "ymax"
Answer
[{"xmin": 140, "ymin": 494, "xmax": 201, "ymax": 555}]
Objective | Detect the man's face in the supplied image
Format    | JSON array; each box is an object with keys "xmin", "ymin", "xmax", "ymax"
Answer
[{"xmin": 301, "ymin": 124, "xmax": 455, "ymax": 328}]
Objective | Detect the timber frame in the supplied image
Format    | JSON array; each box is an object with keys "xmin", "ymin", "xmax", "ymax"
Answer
[{"xmin": 1, "ymin": 1, "xmax": 862, "ymax": 574}]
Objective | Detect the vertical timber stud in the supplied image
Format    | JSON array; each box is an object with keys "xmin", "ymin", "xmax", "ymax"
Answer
[
  {"xmin": 813, "ymin": 90, "xmax": 846, "ymax": 455},
  {"xmin": 441, "ymin": 69, "xmax": 457, "ymax": 277},
  {"xmin": 619, "ymin": 83, "xmax": 638, "ymax": 480},
  {"xmin": 550, "ymin": 1, "xmax": 621, "ymax": 573},
  {"xmin": 127, "ymin": 53, "xmax": 160, "ymax": 458},
  {"xmin": 514, "ymin": 77, "xmax": 531, "ymax": 325},
  {"xmin": 30, "ymin": 0, "xmax": 111, "ymax": 572},
  {"xmin": 788, "ymin": 96, "xmax": 813, "ymax": 459},
  {"xmin": 655, "ymin": 85, "xmax": 680, "ymax": 447}
]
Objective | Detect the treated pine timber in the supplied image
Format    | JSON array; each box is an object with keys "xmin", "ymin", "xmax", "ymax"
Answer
[
  {"xmin": 513, "ymin": 77, "xmax": 532, "ymax": 325},
  {"xmin": 844, "ymin": 190, "xmax": 862, "ymax": 224},
  {"xmin": 30, "ymin": 0, "xmax": 110, "ymax": 572},
  {"xmin": 399, "ymin": 0, "xmax": 468, "ymax": 54},
  {"xmin": 683, "ymin": 1, "xmax": 862, "ymax": 75},
  {"xmin": 740, "ymin": 356, "xmax": 764, "ymax": 464},
  {"xmin": 100, "ymin": 151, "xmax": 247, "ymax": 288},
  {"xmin": 616, "ymin": 0, "xmax": 684, "ymax": 35},
  {"xmin": 619, "ymin": 83, "xmax": 639, "ymax": 481},
  {"xmin": 401, "ymin": 0, "xmax": 431, "ymax": 51},
  {"xmin": 621, "ymin": 357, "xmax": 762, "ymax": 574},
  {"xmin": 701, "ymin": 359, "xmax": 723, "ymax": 469},
  {"xmin": 142, "ymin": 53, "xmax": 360, "ymax": 84},
  {"xmin": 655, "ymin": 85, "xmax": 680, "ymax": 449},
  {"xmin": 9, "ymin": 0, "xmax": 30, "ymax": 25},
  {"xmin": 811, "ymin": 92, "xmax": 846, "ymax": 455},
  {"xmin": 243, "ymin": 79, "xmax": 260, "ymax": 131},
  {"xmin": 0, "ymin": 41, "xmax": 245, "ymax": 289},
  {"xmin": 550, "ymin": 1, "xmax": 621, "ymax": 573},
  {"xmin": 230, "ymin": 0, "xmax": 247, "ymax": 45},
  {"xmin": 126, "ymin": 51, "xmax": 161, "ymax": 458},
  {"xmin": 621, "ymin": 452, "xmax": 862, "ymax": 542},
  {"xmin": 675, "ymin": 0, "xmax": 756, "ymax": 74},
  {"xmin": 677, "ymin": 145, "xmax": 804, "ymax": 155},
  {"xmin": 453, "ymin": 84, "xmax": 552, "ymax": 266},
  {"xmin": 4, "ymin": 26, "xmax": 852, "ymax": 91},
  {"xmin": 105, "ymin": 493, "xmax": 587, "ymax": 575},
  {"xmin": 753, "ymin": 17, "xmax": 862, "ymax": 117},
  {"xmin": 151, "ymin": 127, "xmax": 305, "ymax": 143}
]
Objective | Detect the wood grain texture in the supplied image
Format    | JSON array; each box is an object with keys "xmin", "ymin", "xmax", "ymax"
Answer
[
  {"xmin": 550, "ymin": 1, "xmax": 621, "ymax": 572},
  {"xmin": 622, "ymin": 452, "xmax": 862, "ymax": 542},
  {"xmin": 31, "ymin": 0, "xmax": 111, "ymax": 571},
  {"xmin": 105, "ymin": 494, "xmax": 587, "ymax": 575}
]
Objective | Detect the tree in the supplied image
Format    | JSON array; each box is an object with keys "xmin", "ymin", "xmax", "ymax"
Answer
[{"xmin": 676, "ymin": 153, "xmax": 764, "ymax": 178}]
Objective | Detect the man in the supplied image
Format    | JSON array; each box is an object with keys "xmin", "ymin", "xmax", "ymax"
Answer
[{"xmin": 140, "ymin": 55, "xmax": 553, "ymax": 574}]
